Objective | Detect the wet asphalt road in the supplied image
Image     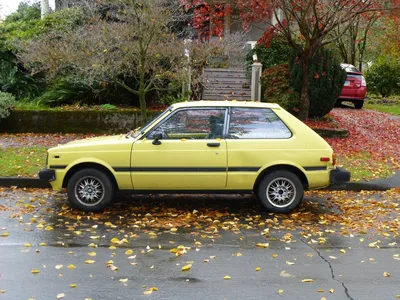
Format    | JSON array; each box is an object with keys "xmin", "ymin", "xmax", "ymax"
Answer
[{"xmin": 0, "ymin": 189, "xmax": 399, "ymax": 300}]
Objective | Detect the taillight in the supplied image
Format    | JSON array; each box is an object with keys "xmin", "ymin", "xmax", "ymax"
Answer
[{"xmin": 361, "ymin": 76, "xmax": 366, "ymax": 87}]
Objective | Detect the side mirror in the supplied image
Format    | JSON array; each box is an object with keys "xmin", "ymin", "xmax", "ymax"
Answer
[{"xmin": 152, "ymin": 133, "xmax": 163, "ymax": 145}]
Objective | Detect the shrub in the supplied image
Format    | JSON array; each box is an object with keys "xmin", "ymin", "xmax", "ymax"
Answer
[
  {"xmin": 261, "ymin": 64, "xmax": 300, "ymax": 113},
  {"xmin": 0, "ymin": 91, "xmax": 16, "ymax": 119},
  {"xmin": 290, "ymin": 48, "xmax": 346, "ymax": 118},
  {"xmin": 366, "ymin": 57, "xmax": 400, "ymax": 97},
  {"xmin": 246, "ymin": 29, "xmax": 293, "ymax": 72}
]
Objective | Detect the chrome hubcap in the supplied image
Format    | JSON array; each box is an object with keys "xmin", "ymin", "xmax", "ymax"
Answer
[
  {"xmin": 266, "ymin": 177, "xmax": 296, "ymax": 208},
  {"xmin": 75, "ymin": 176, "xmax": 104, "ymax": 206}
]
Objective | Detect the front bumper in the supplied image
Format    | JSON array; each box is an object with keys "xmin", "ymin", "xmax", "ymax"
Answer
[
  {"xmin": 39, "ymin": 168, "xmax": 56, "ymax": 182},
  {"xmin": 330, "ymin": 167, "xmax": 351, "ymax": 184}
]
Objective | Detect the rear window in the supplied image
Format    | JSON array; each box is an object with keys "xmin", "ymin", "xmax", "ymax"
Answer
[{"xmin": 228, "ymin": 108, "xmax": 292, "ymax": 139}]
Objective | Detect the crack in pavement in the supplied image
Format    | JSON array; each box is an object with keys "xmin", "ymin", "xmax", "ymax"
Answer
[{"xmin": 298, "ymin": 236, "xmax": 354, "ymax": 300}]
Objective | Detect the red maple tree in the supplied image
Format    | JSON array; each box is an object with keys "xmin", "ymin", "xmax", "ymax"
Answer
[{"xmin": 181, "ymin": 0, "xmax": 399, "ymax": 119}]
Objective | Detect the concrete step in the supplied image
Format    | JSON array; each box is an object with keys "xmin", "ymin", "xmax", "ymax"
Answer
[
  {"xmin": 202, "ymin": 93, "xmax": 251, "ymax": 101},
  {"xmin": 203, "ymin": 86, "xmax": 250, "ymax": 93}
]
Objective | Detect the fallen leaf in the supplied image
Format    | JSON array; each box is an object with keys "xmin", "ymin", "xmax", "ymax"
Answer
[
  {"xmin": 119, "ymin": 278, "xmax": 128, "ymax": 283},
  {"xmin": 278, "ymin": 289, "xmax": 284, "ymax": 295},
  {"xmin": 302, "ymin": 279, "xmax": 314, "ymax": 283},
  {"xmin": 384, "ymin": 272, "xmax": 390, "ymax": 277},
  {"xmin": 70, "ymin": 284, "xmax": 77, "ymax": 288},
  {"xmin": 125, "ymin": 249, "xmax": 133, "ymax": 255},
  {"xmin": 181, "ymin": 264, "xmax": 192, "ymax": 271},
  {"xmin": 55, "ymin": 265, "xmax": 63, "ymax": 270},
  {"xmin": 25, "ymin": 243, "xmax": 32, "ymax": 247},
  {"xmin": 340, "ymin": 249, "xmax": 346, "ymax": 254},
  {"xmin": 85, "ymin": 260, "xmax": 95, "ymax": 264},
  {"xmin": 143, "ymin": 287, "xmax": 158, "ymax": 295},
  {"xmin": 255, "ymin": 267, "xmax": 261, "ymax": 271},
  {"xmin": 67, "ymin": 264, "xmax": 76, "ymax": 269},
  {"xmin": 44, "ymin": 226, "xmax": 53, "ymax": 231},
  {"xmin": 224, "ymin": 275, "xmax": 231, "ymax": 280},
  {"xmin": 256, "ymin": 243, "xmax": 269, "ymax": 248},
  {"xmin": 330, "ymin": 289, "xmax": 334, "ymax": 293},
  {"xmin": 88, "ymin": 252, "xmax": 96, "ymax": 257},
  {"xmin": 31, "ymin": 269, "xmax": 40, "ymax": 274},
  {"xmin": 286, "ymin": 261, "xmax": 295, "ymax": 265},
  {"xmin": 56, "ymin": 293, "xmax": 65, "ymax": 299},
  {"xmin": 0, "ymin": 232, "xmax": 9, "ymax": 237}
]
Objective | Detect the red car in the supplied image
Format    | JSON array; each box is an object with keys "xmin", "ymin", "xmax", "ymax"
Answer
[{"xmin": 338, "ymin": 64, "xmax": 367, "ymax": 109}]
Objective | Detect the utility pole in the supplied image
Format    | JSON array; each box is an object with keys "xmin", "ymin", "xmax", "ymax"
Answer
[{"xmin": 41, "ymin": 0, "xmax": 50, "ymax": 18}]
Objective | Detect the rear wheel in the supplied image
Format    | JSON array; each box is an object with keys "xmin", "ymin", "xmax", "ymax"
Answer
[
  {"xmin": 257, "ymin": 170, "xmax": 304, "ymax": 213},
  {"xmin": 354, "ymin": 100, "xmax": 364, "ymax": 109},
  {"xmin": 67, "ymin": 168, "xmax": 115, "ymax": 212}
]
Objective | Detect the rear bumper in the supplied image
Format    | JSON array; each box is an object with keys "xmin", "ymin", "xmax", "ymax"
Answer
[
  {"xmin": 39, "ymin": 169, "xmax": 56, "ymax": 182},
  {"xmin": 330, "ymin": 167, "xmax": 351, "ymax": 184}
]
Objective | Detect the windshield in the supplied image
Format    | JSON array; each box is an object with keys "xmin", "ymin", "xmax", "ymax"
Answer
[{"xmin": 130, "ymin": 106, "xmax": 172, "ymax": 138}]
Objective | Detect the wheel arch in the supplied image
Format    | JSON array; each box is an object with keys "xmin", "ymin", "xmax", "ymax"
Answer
[
  {"xmin": 253, "ymin": 164, "xmax": 309, "ymax": 192},
  {"xmin": 62, "ymin": 162, "xmax": 119, "ymax": 190}
]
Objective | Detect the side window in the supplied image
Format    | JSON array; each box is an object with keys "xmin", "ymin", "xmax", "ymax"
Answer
[
  {"xmin": 147, "ymin": 108, "xmax": 226, "ymax": 140},
  {"xmin": 228, "ymin": 108, "xmax": 291, "ymax": 139}
]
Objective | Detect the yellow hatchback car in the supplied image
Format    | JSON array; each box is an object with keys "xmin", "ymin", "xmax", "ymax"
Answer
[{"xmin": 39, "ymin": 101, "xmax": 350, "ymax": 213}]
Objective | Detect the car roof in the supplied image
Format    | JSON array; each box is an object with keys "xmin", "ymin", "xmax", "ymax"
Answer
[
  {"xmin": 340, "ymin": 63, "xmax": 361, "ymax": 73},
  {"xmin": 171, "ymin": 100, "xmax": 282, "ymax": 109}
]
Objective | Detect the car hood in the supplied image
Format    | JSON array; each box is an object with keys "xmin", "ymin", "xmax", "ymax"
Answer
[{"xmin": 51, "ymin": 134, "xmax": 136, "ymax": 150}]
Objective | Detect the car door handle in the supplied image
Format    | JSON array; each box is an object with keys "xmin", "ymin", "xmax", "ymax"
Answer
[{"xmin": 207, "ymin": 142, "xmax": 220, "ymax": 147}]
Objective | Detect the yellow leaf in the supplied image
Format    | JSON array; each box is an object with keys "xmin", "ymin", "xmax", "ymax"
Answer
[
  {"xmin": 339, "ymin": 249, "xmax": 346, "ymax": 254},
  {"xmin": 181, "ymin": 264, "xmax": 192, "ymax": 271},
  {"xmin": 0, "ymin": 232, "xmax": 9, "ymax": 237},
  {"xmin": 224, "ymin": 275, "xmax": 231, "ymax": 280},
  {"xmin": 236, "ymin": 252, "xmax": 242, "ymax": 257},
  {"xmin": 85, "ymin": 260, "xmax": 95, "ymax": 264},
  {"xmin": 56, "ymin": 293, "xmax": 65, "ymax": 299},
  {"xmin": 321, "ymin": 297, "xmax": 327, "ymax": 300},
  {"xmin": 170, "ymin": 228, "xmax": 178, "ymax": 232},
  {"xmin": 302, "ymin": 279, "xmax": 314, "ymax": 283},
  {"xmin": 317, "ymin": 289, "xmax": 324, "ymax": 292},
  {"xmin": 383, "ymin": 272, "xmax": 390, "ymax": 277},
  {"xmin": 255, "ymin": 267, "xmax": 261, "ymax": 271},
  {"xmin": 109, "ymin": 245, "xmax": 116, "ymax": 250},
  {"xmin": 330, "ymin": 289, "xmax": 334, "ymax": 293},
  {"xmin": 44, "ymin": 226, "xmax": 53, "ymax": 231},
  {"xmin": 70, "ymin": 284, "xmax": 77, "ymax": 288},
  {"xmin": 31, "ymin": 269, "xmax": 40, "ymax": 274},
  {"xmin": 119, "ymin": 278, "xmax": 128, "ymax": 283},
  {"xmin": 278, "ymin": 289, "xmax": 284, "ymax": 295},
  {"xmin": 143, "ymin": 287, "xmax": 158, "ymax": 294},
  {"xmin": 39, "ymin": 242, "xmax": 47, "ymax": 246},
  {"xmin": 88, "ymin": 243, "xmax": 97, "ymax": 248},
  {"xmin": 272, "ymin": 253, "xmax": 278, "ymax": 258},
  {"xmin": 0, "ymin": 290, "xmax": 5, "ymax": 293},
  {"xmin": 25, "ymin": 243, "xmax": 32, "ymax": 247},
  {"xmin": 90, "ymin": 236, "xmax": 100, "ymax": 240},
  {"xmin": 256, "ymin": 243, "xmax": 269, "ymax": 248},
  {"xmin": 67, "ymin": 264, "xmax": 76, "ymax": 269},
  {"xmin": 55, "ymin": 265, "xmax": 63, "ymax": 270},
  {"xmin": 125, "ymin": 249, "xmax": 134, "ymax": 255},
  {"xmin": 110, "ymin": 238, "xmax": 120, "ymax": 244},
  {"xmin": 88, "ymin": 252, "xmax": 96, "ymax": 257}
]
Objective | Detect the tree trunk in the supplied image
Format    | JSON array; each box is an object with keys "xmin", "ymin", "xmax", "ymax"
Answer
[
  {"xmin": 41, "ymin": 0, "xmax": 50, "ymax": 18},
  {"xmin": 138, "ymin": 91, "xmax": 147, "ymax": 125},
  {"xmin": 297, "ymin": 56, "xmax": 310, "ymax": 120}
]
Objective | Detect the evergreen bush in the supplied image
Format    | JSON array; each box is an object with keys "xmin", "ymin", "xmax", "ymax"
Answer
[
  {"xmin": 290, "ymin": 48, "xmax": 346, "ymax": 118},
  {"xmin": 0, "ymin": 91, "xmax": 16, "ymax": 119}
]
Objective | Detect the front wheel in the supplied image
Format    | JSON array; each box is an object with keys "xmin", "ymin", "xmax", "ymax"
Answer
[
  {"xmin": 257, "ymin": 170, "xmax": 304, "ymax": 213},
  {"xmin": 67, "ymin": 168, "xmax": 115, "ymax": 212}
]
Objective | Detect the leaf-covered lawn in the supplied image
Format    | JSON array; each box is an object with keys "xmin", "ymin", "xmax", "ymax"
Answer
[
  {"xmin": 326, "ymin": 108, "xmax": 400, "ymax": 181},
  {"xmin": 0, "ymin": 147, "xmax": 47, "ymax": 177},
  {"xmin": 364, "ymin": 103, "xmax": 400, "ymax": 116}
]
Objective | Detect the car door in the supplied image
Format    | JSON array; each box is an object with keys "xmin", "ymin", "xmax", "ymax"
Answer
[
  {"xmin": 225, "ymin": 107, "xmax": 293, "ymax": 190},
  {"xmin": 130, "ymin": 107, "xmax": 228, "ymax": 190}
]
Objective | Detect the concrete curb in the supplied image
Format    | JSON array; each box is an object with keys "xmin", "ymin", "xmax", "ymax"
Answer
[{"xmin": 0, "ymin": 177, "xmax": 51, "ymax": 189}]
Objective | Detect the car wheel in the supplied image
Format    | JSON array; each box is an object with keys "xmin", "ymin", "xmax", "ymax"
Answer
[
  {"xmin": 354, "ymin": 100, "xmax": 364, "ymax": 109},
  {"xmin": 257, "ymin": 170, "xmax": 304, "ymax": 213},
  {"xmin": 67, "ymin": 168, "xmax": 115, "ymax": 212}
]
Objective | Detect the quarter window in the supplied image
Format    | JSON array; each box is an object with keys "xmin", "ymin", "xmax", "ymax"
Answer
[
  {"xmin": 228, "ymin": 108, "xmax": 291, "ymax": 139},
  {"xmin": 148, "ymin": 108, "xmax": 226, "ymax": 140}
]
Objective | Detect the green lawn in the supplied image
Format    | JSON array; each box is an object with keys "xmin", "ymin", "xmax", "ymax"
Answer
[
  {"xmin": 0, "ymin": 147, "xmax": 47, "ymax": 177},
  {"xmin": 364, "ymin": 103, "xmax": 400, "ymax": 116}
]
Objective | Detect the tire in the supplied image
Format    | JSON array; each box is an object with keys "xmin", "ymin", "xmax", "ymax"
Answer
[
  {"xmin": 67, "ymin": 168, "xmax": 115, "ymax": 212},
  {"xmin": 257, "ymin": 170, "xmax": 304, "ymax": 213},
  {"xmin": 354, "ymin": 100, "xmax": 364, "ymax": 109}
]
